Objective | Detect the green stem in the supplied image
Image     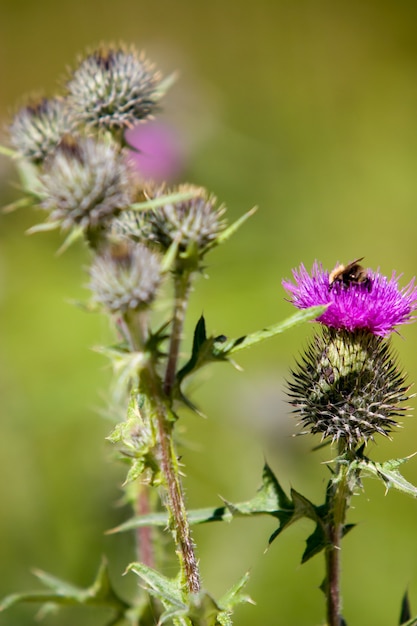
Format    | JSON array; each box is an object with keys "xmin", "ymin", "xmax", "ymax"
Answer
[
  {"xmin": 163, "ymin": 270, "xmax": 192, "ymax": 397},
  {"xmin": 325, "ymin": 444, "xmax": 350, "ymax": 626}
]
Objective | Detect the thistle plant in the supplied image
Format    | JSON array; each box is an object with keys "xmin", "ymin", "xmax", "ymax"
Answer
[
  {"xmin": 2, "ymin": 42, "xmax": 417, "ymax": 626},
  {"xmin": 282, "ymin": 261, "xmax": 417, "ymax": 625}
]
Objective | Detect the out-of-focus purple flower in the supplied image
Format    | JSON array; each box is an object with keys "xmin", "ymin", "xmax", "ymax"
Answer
[
  {"xmin": 125, "ymin": 121, "xmax": 185, "ymax": 183},
  {"xmin": 282, "ymin": 261, "xmax": 417, "ymax": 336}
]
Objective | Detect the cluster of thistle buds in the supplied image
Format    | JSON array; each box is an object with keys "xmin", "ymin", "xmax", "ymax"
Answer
[
  {"xmin": 283, "ymin": 259, "xmax": 417, "ymax": 450},
  {"xmin": 8, "ymin": 43, "xmax": 228, "ymax": 312}
]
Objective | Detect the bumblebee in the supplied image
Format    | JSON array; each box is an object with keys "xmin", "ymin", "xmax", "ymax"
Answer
[{"xmin": 328, "ymin": 257, "xmax": 371, "ymax": 290}]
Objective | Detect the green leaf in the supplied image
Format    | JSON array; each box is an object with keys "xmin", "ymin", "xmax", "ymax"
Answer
[
  {"xmin": 177, "ymin": 307, "xmax": 326, "ymax": 390},
  {"xmin": 218, "ymin": 570, "xmax": 253, "ymax": 613},
  {"xmin": 127, "ymin": 563, "xmax": 185, "ymax": 610},
  {"xmin": 16, "ymin": 159, "xmax": 46, "ymax": 197},
  {"xmin": 153, "ymin": 72, "xmax": 178, "ymax": 100},
  {"xmin": 0, "ymin": 558, "xmax": 129, "ymax": 620},
  {"xmin": 352, "ymin": 455, "xmax": 417, "ymax": 497},
  {"xmin": 94, "ymin": 345, "xmax": 147, "ymax": 401},
  {"xmin": 127, "ymin": 563, "xmax": 250, "ymax": 626},
  {"xmin": 106, "ymin": 391, "xmax": 159, "ymax": 486},
  {"xmin": 108, "ymin": 463, "xmax": 294, "ymax": 534},
  {"xmin": 55, "ymin": 226, "xmax": 84, "ymax": 254},
  {"xmin": 302, "ymin": 522, "xmax": 327, "ymax": 564},
  {"xmin": 268, "ymin": 487, "xmax": 320, "ymax": 546},
  {"xmin": 129, "ymin": 189, "xmax": 202, "ymax": 212},
  {"xmin": 26, "ymin": 220, "xmax": 61, "ymax": 235},
  {"xmin": 400, "ymin": 590, "xmax": 412, "ymax": 624},
  {"xmin": 0, "ymin": 144, "xmax": 18, "ymax": 158},
  {"xmin": 2, "ymin": 195, "xmax": 35, "ymax": 214},
  {"xmin": 216, "ymin": 306, "xmax": 327, "ymax": 356},
  {"xmin": 215, "ymin": 206, "xmax": 258, "ymax": 246}
]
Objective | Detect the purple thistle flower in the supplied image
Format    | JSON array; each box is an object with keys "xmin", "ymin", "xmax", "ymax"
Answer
[{"xmin": 283, "ymin": 261, "xmax": 417, "ymax": 336}]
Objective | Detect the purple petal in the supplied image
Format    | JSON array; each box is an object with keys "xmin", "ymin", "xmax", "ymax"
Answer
[{"xmin": 282, "ymin": 261, "xmax": 417, "ymax": 336}]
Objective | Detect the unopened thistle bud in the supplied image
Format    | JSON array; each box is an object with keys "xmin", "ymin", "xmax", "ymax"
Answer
[
  {"xmin": 66, "ymin": 45, "xmax": 162, "ymax": 132},
  {"xmin": 283, "ymin": 260, "xmax": 417, "ymax": 448},
  {"xmin": 144, "ymin": 184, "xmax": 227, "ymax": 258},
  {"xmin": 9, "ymin": 97, "xmax": 75, "ymax": 163},
  {"xmin": 89, "ymin": 240, "xmax": 161, "ymax": 313},
  {"xmin": 288, "ymin": 327, "xmax": 410, "ymax": 447},
  {"xmin": 41, "ymin": 135, "xmax": 133, "ymax": 232}
]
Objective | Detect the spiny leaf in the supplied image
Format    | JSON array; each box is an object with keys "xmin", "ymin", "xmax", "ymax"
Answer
[
  {"xmin": 55, "ymin": 226, "xmax": 84, "ymax": 254},
  {"xmin": 129, "ymin": 188, "xmax": 202, "ymax": 212},
  {"xmin": 215, "ymin": 206, "xmax": 257, "ymax": 246},
  {"xmin": 126, "ymin": 563, "xmax": 185, "ymax": 610},
  {"xmin": 400, "ymin": 590, "xmax": 412, "ymax": 624},
  {"xmin": 2, "ymin": 195, "xmax": 35, "ymax": 214},
  {"xmin": 302, "ymin": 522, "xmax": 327, "ymax": 564},
  {"xmin": 0, "ymin": 144, "xmax": 17, "ymax": 157},
  {"xmin": 26, "ymin": 220, "xmax": 61, "ymax": 234},
  {"xmin": 177, "ymin": 307, "xmax": 327, "ymax": 387},
  {"xmin": 0, "ymin": 558, "xmax": 129, "ymax": 617},
  {"xmin": 216, "ymin": 306, "xmax": 327, "ymax": 356},
  {"xmin": 16, "ymin": 159, "xmax": 46, "ymax": 196},
  {"xmin": 352, "ymin": 455, "xmax": 417, "ymax": 497},
  {"xmin": 108, "ymin": 463, "xmax": 294, "ymax": 534},
  {"xmin": 218, "ymin": 570, "xmax": 253, "ymax": 612}
]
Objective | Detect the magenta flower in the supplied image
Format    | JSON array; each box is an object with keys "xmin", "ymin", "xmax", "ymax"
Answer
[{"xmin": 283, "ymin": 261, "xmax": 417, "ymax": 336}]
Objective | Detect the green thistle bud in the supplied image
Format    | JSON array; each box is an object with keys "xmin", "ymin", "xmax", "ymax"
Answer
[
  {"xmin": 66, "ymin": 44, "xmax": 161, "ymax": 132},
  {"xmin": 89, "ymin": 240, "xmax": 161, "ymax": 313},
  {"xmin": 41, "ymin": 135, "xmax": 133, "ymax": 233},
  {"xmin": 9, "ymin": 97, "xmax": 75, "ymax": 163},
  {"xmin": 288, "ymin": 328, "xmax": 411, "ymax": 448},
  {"xmin": 143, "ymin": 184, "xmax": 227, "ymax": 257}
]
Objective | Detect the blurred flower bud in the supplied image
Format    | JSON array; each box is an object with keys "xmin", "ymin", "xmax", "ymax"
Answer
[
  {"xmin": 144, "ymin": 184, "xmax": 227, "ymax": 260},
  {"xmin": 9, "ymin": 97, "xmax": 75, "ymax": 163},
  {"xmin": 67, "ymin": 45, "xmax": 162, "ymax": 132},
  {"xmin": 41, "ymin": 135, "xmax": 134, "ymax": 234},
  {"xmin": 89, "ymin": 240, "xmax": 161, "ymax": 313}
]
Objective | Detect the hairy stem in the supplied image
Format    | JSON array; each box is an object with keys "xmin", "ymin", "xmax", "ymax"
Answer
[
  {"xmin": 143, "ymin": 366, "xmax": 201, "ymax": 593},
  {"xmin": 325, "ymin": 447, "xmax": 350, "ymax": 626},
  {"xmin": 164, "ymin": 271, "xmax": 192, "ymax": 396},
  {"xmin": 123, "ymin": 308, "xmax": 200, "ymax": 593}
]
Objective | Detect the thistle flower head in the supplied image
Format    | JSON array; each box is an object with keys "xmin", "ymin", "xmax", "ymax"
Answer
[
  {"xmin": 288, "ymin": 327, "xmax": 411, "ymax": 448},
  {"xmin": 283, "ymin": 261, "xmax": 417, "ymax": 336},
  {"xmin": 41, "ymin": 135, "xmax": 134, "ymax": 232},
  {"xmin": 66, "ymin": 45, "xmax": 161, "ymax": 132},
  {"xmin": 143, "ymin": 184, "xmax": 227, "ymax": 257},
  {"xmin": 9, "ymin": 97, "xmax": 75, "ymax": 163},
  {"xmin": 89, "ymin": 240, "xmax": 161, "ymax": 313}
]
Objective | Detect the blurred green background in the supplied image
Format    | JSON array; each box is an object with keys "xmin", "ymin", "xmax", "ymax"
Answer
[{"xmin": 2, "ymin": 1, "xmax": 417, "ymax": 624}]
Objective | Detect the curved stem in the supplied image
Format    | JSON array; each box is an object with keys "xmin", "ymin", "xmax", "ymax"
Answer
[{"xmin": 164, "ymin": 270, "xmax": 192, "ymax": 397}]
